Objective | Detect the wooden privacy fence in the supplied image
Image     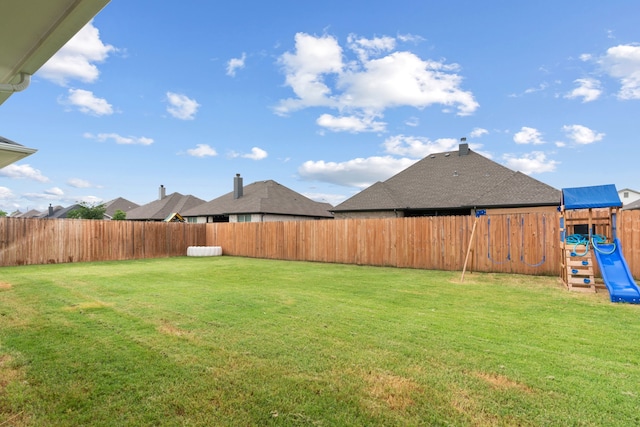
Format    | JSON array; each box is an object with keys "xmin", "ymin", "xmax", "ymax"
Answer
[
  {"xmin": 207, "ymin": 211, "xmax": 640, "ymax": 278},
  {"xmin": 205, "ymin": 212, "xmax": 562, "ymax": 276},
  {"xmin": 1, "ymin": 211, "xmax": 639, "ymax": 279},
  {"xmin": 0, "ymin": 217, "xmax": 206, "ymax": 266}
]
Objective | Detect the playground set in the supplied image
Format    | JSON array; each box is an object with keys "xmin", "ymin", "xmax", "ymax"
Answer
[{"xmin": 560, "ymin": 184, "xmax": 640, "ymax": 304}]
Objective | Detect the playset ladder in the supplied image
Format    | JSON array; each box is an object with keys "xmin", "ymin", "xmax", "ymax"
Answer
[{"xmin": 563, "ymin": 244, "xmax": 599, "ymax": 292}]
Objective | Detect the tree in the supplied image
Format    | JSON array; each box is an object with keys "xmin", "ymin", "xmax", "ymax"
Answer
[
  {"xmin": 67, "ymin": 202, "xmax": 106, "ymax": 219},
  {"xmin": 112, "ymin": 210, "xmax": 126, "ymax": 220},
  {"xmin": 0, "ymin": 210, "xmax": 7, "ymax": 217}
]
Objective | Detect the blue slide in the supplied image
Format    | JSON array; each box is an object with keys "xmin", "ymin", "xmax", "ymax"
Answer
[{"xmin": 592, "ymin": 238, "xmax": 640, "ymax": 304}]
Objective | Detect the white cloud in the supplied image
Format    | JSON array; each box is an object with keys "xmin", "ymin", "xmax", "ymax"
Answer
[
  {"xmin": 503, "ymin": 151, "xmax": 558, "ymax": 175},
  {"xmin": 524, "ymin": 82, "xmax": 549, "ymax": 94},
  {"xmin": 397, "ymin": 33, "xmax": 425, "ymax": 44},
  {"xmin": 562, "ymin": 124, "xmax": 605, "ymax": 144},
  {"xmin": 0, "ymin": 187, "xmax": 14, "ymax": 199},
  {"xmin": 44, "ymin": 187, "xmax": 65, "ymax": 196},
  {"xmin": 565, "ymin": 78, "xmax": 602, "ymax": 103},
  {"xmin": 226, "ymin": 53, "xmax": 247, "ymax": 77},
  {"xmin": 187, "ymin": 144, "xmax": 217, "ymax": 158},
  {"xmin": 67, "ymin": 178, "xmax": 93, "ymax": 188},
  {"xmin": 275, "ymin": 32, "xmax": 478, "ymax": 127},
  {"xmin": 298, "ymin": 156, "xmax": 417, "ymax": 188},
  {"xmin": 229, "ymin": 147, "xmax": 268, "ymax": 160},
  {"xmin": 0, "ymin": 164, "xmax": 49, "ymax": 182},
  {"xmin": 513, "ymin": 127, "xmax": 544, "ymax": 145},
  {"xmin": 39, "ymin": 21, "xmax": 116, "ymax": 86},
  {"xmin": 339, "ymin": 51, "xmax": 478, "ymax": 115},
  {"xmin": 598, "ymin": 44, "xmax": 640, "ymax": 100},
  {"xmin": 63, "ymin": 89, "xmax": 113, "ymax": 115},
  {"xmin": 347, "ymin": 34, "xmax": 396, "ymax": 62},
  {"xmin": 382, "ymin": 135, "xmax": 459, "ymax": 158},
  {"xmin": 84, "ymin": 132, "xmax": 154, "ymax": 145},
  {"xmin": 316, "ymin": 113, "xmax": 386, "ymax": 133},
  {"xmin": 166, "ymin": 92, "xmax": 200, "ymax": 120},
  {"xmin": 276, "ymin": 33, "xmax": 344, "ymax": 114},
  {"xmin": 470, "ymin": 127, "xmax": 488, "ymax": 138},
  {"xmin": 404, "ymin": 117, "xmax": 419, "ymax": 127},
  {"xmin": 303, "ymin": 192, "xmax": 348, "ymax": 206}
]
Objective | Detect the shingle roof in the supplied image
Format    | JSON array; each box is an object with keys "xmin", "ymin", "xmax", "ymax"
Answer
[
  {"xmin": 126, "ymin": 192, "xmax": 205, "ymax": 220},
  {"xmin": 182, "ymin": 180, "xmax": 333, "ymax": 218},
  {"xmin": 0, "ymin": 136, "xmax": 24, "ymax": 147},
  {"xmin": 622, "ymin": 199, "xmax": 640, "ymax": 211},
  {"xmin": 40, "ymin": 204, "xmax": 79, "ymax": 219},
  {"xmin": 333, "ymin": 146, "xmax": 560, "ymax": 212},
  {"xmin": 11, "ymin": 209, "xmax": 41, "ymax": 218},
  {"xmin": 104, "ymin": 197, "xmax": 140, "ymax": 218}
]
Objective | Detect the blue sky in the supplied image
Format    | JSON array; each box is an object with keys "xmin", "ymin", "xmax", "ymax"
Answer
[{"xmin": 1, "ymin": 1, "xmax": 639, "ymax": 213}]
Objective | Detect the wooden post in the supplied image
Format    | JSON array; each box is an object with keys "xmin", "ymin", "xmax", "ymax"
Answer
[{"xmin": 461, "ymin": 216, "xmax": 478, "ymax": 282}]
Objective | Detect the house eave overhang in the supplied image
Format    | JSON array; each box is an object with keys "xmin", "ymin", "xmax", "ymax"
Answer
[
  {"xmin": 0, "ymin": 140, "xmax": 37, "ymax": 169},
  {"xmin": 0, "ymin": 0, "xmax": 110, "ymax": 106}
]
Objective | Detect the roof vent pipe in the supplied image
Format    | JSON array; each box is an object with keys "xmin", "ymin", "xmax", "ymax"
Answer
[
  {"xmin": 0, "ymin": 73, "xmax": 31, "ymax": 93},
  {"xmin": 159, "ymin": 184, "xmax": 166, "ymax": 200},
  {"xmin": 234, "ymin": 174, "xmax": 243, "ymax": 199}
]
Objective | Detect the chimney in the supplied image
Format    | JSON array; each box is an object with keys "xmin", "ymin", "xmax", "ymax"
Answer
[
  {"xmin": 459, "ymin": 138, "xmax": 469, "ymax": 156},
  {"xmin": 48, "ymin": 204, "xmax": 54, "ymax": 216},
  {"xmin": 159, "ymin": 184, "xmax": 166, "ymax": 200},
  {"xmin": 233, "ymin": 174, "xmax": 243, "ymax": 199}
]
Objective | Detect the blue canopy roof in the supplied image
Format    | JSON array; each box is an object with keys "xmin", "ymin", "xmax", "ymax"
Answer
[{"xmin": 562, "ymin": 184, "xmax": 622, "ymax": 210}]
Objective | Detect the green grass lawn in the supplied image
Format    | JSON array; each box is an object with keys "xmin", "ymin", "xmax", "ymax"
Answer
[{"xmin": 1, "ymin": 256, "xmax": 639, "ymax": 426}]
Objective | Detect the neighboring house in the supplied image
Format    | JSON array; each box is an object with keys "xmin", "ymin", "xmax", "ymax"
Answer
[
  {"xmin": 126, "ymin": 185, "xmax": 205, "ymax": 221},
  {"xmin": 39, "ymin": 204, "xmax": 81, "ymax": 219},
  {"xmin": 622, "ymin": 198, "xmax": 640, "ymax": 211},
  {"xmin": 332, "ymin": 143, "xmax": 561, "ymax": 219},
  {"xmin": 11, "ymin": 209, "xmax": 42, "ymax": 218},
  {"xmin": 181, "ymin": 174, "xmax": 334, "ymax": 223},
  {"xmin": 104, "ymin": 197, "xmax": 140, "ymax": 220},
  {"xmin": 617, "ymin": 188, "xmax": 640, "ymax": 207}
]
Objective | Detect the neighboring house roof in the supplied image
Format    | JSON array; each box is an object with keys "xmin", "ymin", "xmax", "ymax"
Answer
[
  {"xmin": 333, "ymin": 144, "xmax": 560, "ymax": 213},
  {"xmin": 40, "ymin": 204, "xmax": 81, "ymax": 219},
  {"xmin": 126, "ymin": 192, "xmax": 206, "ymax": 221},
  {"xmin": 182, "ymin": 180, "xmax": 334, "ymax": 219},
  {"xmin": 104, "ymin": 197, "xmax": 140, "ymax": 219},
  {"xmin": 617, "ymin": 188, "xmax": 640, "ymax": 194},
  {"xmin": 11, "ymin": 209, "xmax": 42, "ymax": 218},
  {"xmin": 622, "ymin": 199, "xmax": 640, "ymax": 211}
]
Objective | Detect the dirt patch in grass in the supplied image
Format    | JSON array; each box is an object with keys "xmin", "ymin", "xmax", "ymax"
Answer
[
  {"xmin": 364, "ymin": 371, "xmax": 422, "ymax": 411},
  {"xmin": 475, "ymin": 371, "xmax": 533, "ymax": 393},
  {"xmin": 0, "ymin": 282, "xmax": 12, "ymax": 290},
  {"xmin": 451, "ymin": 387, "xmax": 502, "ymax": 426},
  {"xmin": 158, "ymin": 320, "xmax": 192, "ymax": 339},
  {"xmin": 0, "ymin": 354, "xmax": 31, "ymax": 426},
  {"xmin": 0, "ymin": 355, "xmax": 20, "ymax": 389},
  {"xmin": 62, "ymin": 301, "xmax": 113, "ymax": 311}
]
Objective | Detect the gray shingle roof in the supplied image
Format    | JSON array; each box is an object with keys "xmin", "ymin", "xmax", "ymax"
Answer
[
  {"xmin": 104, "ymin": 197, "xmax": 140, "ymax": 218},
  {"xmin": 126, "ymin": 192, "xmax": 205, "ymax": 220},
  {"xmin": 333, "ymin": 146, "xmax": 560, "ymax": 212},
  {"xmin": 622, "ymin": 199, "xmax": 640, "ymax": 211},
  {"xmin": 182, "ymin": 180, "xmax": 333, "ymax": 218},
  {"xmin": 40, "ymin": 204, "xmax": 79, "ymax": 218},
  {"xmin": 0, "ymin": 136, "xmax": 24, "ymax": 147}
]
